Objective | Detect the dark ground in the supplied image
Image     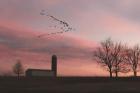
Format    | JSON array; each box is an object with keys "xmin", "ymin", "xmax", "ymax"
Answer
[{"xmin": 1, "ymin": 77, "xmax": 140, "ymax": 93}]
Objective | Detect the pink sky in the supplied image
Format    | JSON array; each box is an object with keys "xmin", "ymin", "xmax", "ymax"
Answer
[{"xmin": 0, "ymin": 0, "xmax": 140, "ymax": 76}]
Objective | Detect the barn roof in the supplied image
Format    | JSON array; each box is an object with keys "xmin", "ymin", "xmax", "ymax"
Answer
[{"xmin": 26, "ymin": 69, "xmax": 52, "ymax": 72}]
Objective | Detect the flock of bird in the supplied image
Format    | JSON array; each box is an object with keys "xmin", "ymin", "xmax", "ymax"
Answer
[{"xmin": 38, "ymin": 10, "xmax": 75, "ymax": 38}]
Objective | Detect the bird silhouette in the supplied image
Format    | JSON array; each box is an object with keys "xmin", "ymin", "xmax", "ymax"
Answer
[{"xmin": 38, "ymin": 10, "xmax": 75, "ymax": 38}]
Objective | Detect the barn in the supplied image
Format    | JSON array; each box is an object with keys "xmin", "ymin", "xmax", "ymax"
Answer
[
  {"xmin": 26, "ymin": 55, "xmax": 57, "ymax": 77},
  {"xmin": 26, "ymin": 69, "xmax": 55, "ymax": 77}
]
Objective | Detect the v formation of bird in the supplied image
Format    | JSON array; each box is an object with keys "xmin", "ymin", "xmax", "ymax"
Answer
[{"xmin": 38, "ymin": 10, "xmax": 75, "ymax": 38}]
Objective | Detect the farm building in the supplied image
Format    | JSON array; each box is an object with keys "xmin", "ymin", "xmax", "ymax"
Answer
[
  {"xmin": 26, "ymin": 55, "xmax": 57, "ymax": 77},
  {"xmin": 26, "ymin": 69, "xmax": 55, "ymax": 77}
]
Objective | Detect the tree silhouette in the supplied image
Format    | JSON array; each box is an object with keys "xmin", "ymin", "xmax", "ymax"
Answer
[
  {"xmin": 94, "ymin": 38, "xmax": 114, "ymax": 78},
  {"xmin": 13, "ymin": 60, "xmax": 24, "ymax": 79},
  {"xmin": 94, "ymin": 38, "xmax": 130, "ymax": 78},
  {"xmin": 125, "ymin": 45, "xmax": 140, "ymax": 77},
  {"xmin": 111, "ymin": 43, "xmax": 130, "ymax": 77}
]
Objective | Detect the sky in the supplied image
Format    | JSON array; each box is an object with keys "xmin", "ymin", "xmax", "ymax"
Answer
[{"xmin": 0, "ymin": 0, "xmax": 140, "ymax": 76}]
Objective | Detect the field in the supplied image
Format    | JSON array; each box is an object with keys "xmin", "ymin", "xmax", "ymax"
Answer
[{"xmin": 1, "ymin": 77, "xmax": 140, "ymax": 93}]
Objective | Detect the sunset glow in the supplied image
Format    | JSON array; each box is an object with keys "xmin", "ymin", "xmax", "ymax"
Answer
[{"xmin": 0, "ymin": 0, "xmax": 140, "ymax": 76}]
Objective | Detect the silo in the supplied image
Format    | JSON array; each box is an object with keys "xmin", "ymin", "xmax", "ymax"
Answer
[{"xmin": 51, "ymin": 55, "xmax": 57, "ymax": 77}]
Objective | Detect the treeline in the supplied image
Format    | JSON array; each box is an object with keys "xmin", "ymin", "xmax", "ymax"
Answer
[{"xmin": 94, "ymin": 38, "xmax": 140, "ymax": 78}]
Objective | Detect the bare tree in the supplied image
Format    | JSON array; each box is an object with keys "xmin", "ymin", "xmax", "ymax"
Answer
[
  {"xmin": 94, "ymin": 38, "xmax": 130, "ymax": 78},
  {"xmin": 94, "ymin": 38, "xmax": 114, "ymax": 78},
  {"xmin": 111, "ymin": 43, "xmax": 130, "ymax": 77},
  {"xmin": 13, "ymin": 60, "xmax": 24, "ymax": 78},
  {"xmin": 125, "ymin": 45, "xmax": 140, "ymax": 77}
]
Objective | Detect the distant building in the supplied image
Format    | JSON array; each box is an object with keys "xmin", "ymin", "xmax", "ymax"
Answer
[
  {"xmin": 26, "ymin": 55, "xmax": 57, "ymax": 77},
  {"xmin": 26, "ymin": 69, "xmax": 55, "ymax": 77}
]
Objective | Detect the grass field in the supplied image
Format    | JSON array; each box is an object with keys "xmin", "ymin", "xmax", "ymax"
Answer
[{"xmin": 1, "ymin": 77, "xmax": 140, "ymax": 93}]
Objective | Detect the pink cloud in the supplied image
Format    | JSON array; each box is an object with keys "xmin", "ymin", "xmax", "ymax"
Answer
[
  {"xmin": 2, "ymin": 0, "xmax": 140, "ymax": 76},
  {"xmin": 98, "ymin": 12, "xmax": 140, "ymax": 34},
  {"xmin": 0, "ymin": 25, "xmax": 101, "ymax": 76}
]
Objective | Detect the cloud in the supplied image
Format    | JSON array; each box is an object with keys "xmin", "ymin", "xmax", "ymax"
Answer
[
  {"xmin": 1, "ymin": 0, "xmax": 140, "ymax": 76},
  {"xmin": 94, "ymin": 0, "xmax": 140, "ymax": 22},
  {"xmin": 0, "ymin": 26, "xmax": 96, "ymax": 59},
  {"xmin": 0, "ymin": 26, "xmax": 100, "ymax": 76}
]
